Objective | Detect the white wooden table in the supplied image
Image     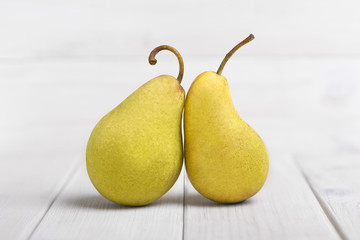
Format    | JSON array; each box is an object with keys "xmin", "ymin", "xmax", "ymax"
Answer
[{"xmin": 1, "ymin": 58, "xmax": 360, "ymax": 239}]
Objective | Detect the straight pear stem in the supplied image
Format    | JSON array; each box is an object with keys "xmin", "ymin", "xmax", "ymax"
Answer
[
  {"xmin": 217, "ymin": 34, "xmax": 255, "ymax": 75},
  {"xmin": 148, "ymin": 45, "xmax": 184, "ymax": 84}
]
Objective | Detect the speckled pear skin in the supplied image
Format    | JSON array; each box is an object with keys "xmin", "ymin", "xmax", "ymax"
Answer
[
  {"xmin": 184, "ymin": 71, "xmax": 268, "ymax": 203},
  {"xmin": 86, "ymin": 75, "xmax": 184, "ymax": 206}
]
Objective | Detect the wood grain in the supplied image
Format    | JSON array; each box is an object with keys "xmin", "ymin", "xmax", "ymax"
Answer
[
  {"xmin": 297, "ymin": 155, "xmax": 360, "ymax": 240},
  {"xmin": 0, "ymin": 127, "xmax": 83, "ymax": 240},
  {"xmin": 29, "ymin": 166, "xmax": 185, "ymax": 240},
  {"xmin": 184, "ymin": 155, "xmax": 340, "ymax": 240}
]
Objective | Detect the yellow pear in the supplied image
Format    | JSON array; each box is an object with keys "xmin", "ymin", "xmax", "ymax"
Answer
[
  {"xmin": 86, "ymin": 46, "xmax": 185, "ymax": 206},
  {"xmin": 184, "ymin": 35, "xmax": 268, "ymax": 203}
]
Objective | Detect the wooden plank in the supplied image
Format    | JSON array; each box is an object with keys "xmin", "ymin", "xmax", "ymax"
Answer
[
  {"xmin": 0, "ymin": 116, "xmax": 84, "ymax": 239},
  {"xmin": 297, "ymin": 154, "xmax": 360, "ymax": 240},
  {"xmin": 184, "ymin": 155, "xmax": 339, "ymax": 240},
  {"xmin": 29, "ymin": 165, "xmax": 185, "ymax": 240},
  {"xmin": 0, "ymin": 146, "xmax": 80, "ymax": 239}
]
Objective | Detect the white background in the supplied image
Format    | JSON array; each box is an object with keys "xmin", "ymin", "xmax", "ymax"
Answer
[{"xmin": 1, "ymin": 0, "xmax": 360, "ymax": 59}]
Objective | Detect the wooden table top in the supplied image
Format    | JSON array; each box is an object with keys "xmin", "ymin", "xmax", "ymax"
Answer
[{"xmin": 1, "ymin": 58, "xmax": 359, "ymax": 239}]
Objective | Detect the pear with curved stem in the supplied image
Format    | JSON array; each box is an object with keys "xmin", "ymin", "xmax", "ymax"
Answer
[
  {"xmin": 184, "ymin": 34, "xmax": 269, "ymax": 203},
  {"xmin": 86, "ymin": 46, "xmax": 185, "ymax": 206}
]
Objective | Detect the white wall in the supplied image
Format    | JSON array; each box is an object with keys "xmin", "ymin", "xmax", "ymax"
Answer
[{"xmin": 1, "ymin": 0, "xmax": 360, "ymax": 59}]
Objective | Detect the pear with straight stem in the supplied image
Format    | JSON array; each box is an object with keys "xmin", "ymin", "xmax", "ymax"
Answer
[{"xmin": 184, "ymin": 34, "xmax": 269, "ymax": 203}]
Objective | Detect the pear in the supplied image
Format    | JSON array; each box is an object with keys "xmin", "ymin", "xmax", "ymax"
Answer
[
  {"xmin": 184, "ymin": 34, "xmax": 268, "ymax": 203},
  {"xmin": 86, "ymin": 46, "xmax": 185, "ymax": 206}
]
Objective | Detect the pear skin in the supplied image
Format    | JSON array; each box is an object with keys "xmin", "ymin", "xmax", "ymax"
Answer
[
  {"xmin": 87, "ymin": 75, "xmax": 184, "ymax": 206},
  {"xmin": 185, "ymin": 72, "xmax": 268, "ymax": 203},
  {"xmin": 86, "ymin": 46, "xmax": 185, "ymax": 206},
  {"xmin": 184, "ymin": 35, "xmax": 268, "ymax": 203}
]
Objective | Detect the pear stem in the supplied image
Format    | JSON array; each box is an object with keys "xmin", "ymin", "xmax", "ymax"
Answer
[
  {"xmin": 216, "ymin": 34, "xmax": 255, "ymax": 75},
  {"xmin": 148, "ymin": 45, "xmax": 184, "ymax": 84}
]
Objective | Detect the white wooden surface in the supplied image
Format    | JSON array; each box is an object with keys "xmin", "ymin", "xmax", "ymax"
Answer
[
  {"xmin": 0, "ymin": 151, "xmax": 80, "ymax": 240},
  {"xmin": 29, "ymin": 166, "xmax": 184, "ymax": 240},
  {"xmin": 1, "ymin": 58, "xmax": 360, "ymax": 239},
  {"xmin": 297, "ymin": 155, "xmax": 360, "ymax": 240},
  {"xmin": 184, "ymin": 155, "xmax": 339, "ymax": 240},
  {"xmin": 0, "ymin": 120, "xmax": 85, "ymax": 239}
]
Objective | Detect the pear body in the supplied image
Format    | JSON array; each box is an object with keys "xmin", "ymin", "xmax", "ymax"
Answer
[
  {"xmin": 184, "ymin": 71, "xmax": 268, "ymax": 203},
  {"xmin": 86, "ymin": 75, "xmax": 184, "ymax": 206}
]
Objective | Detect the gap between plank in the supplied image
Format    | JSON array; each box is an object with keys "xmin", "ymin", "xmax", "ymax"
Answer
[
  {"xmin": 295, "ymin": 159, "xmax": 348, "ymax": 240},
  {"xmin": 26, "ymin": 158, "xmax": 83, "ymax": 240},
  {"xmin": 182, "ymin": 165, "xmax": 186, "ymax": 240}
]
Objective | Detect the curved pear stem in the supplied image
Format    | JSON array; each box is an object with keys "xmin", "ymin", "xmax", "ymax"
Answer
[
  {"xmin": 148, "ymin": 45, "xmax": 184, "ymax": 84},
  {"xmin": 216, "ymin": 34, "xmax": 255, "ymax": 75}
]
